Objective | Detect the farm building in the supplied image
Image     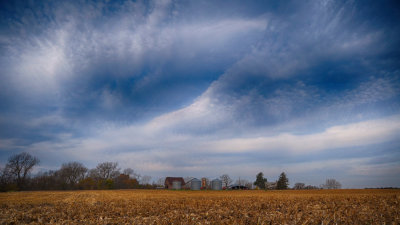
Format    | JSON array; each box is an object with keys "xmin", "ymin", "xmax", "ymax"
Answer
[
  {"xmin": 228, "ymin": 185, "xmax": 249, "ymax": 190},
  {"xmin": 164, "ymin": 177, "xmax": 185, "ymax": 189},
  {"xmin": 182, "ymin": 178, "xmax": 202, "ymax": 190},
  {"xmin": 183, "ymin": 177, "xmax": 194, "ymax": 189},
  {"xmin": 211, "ymin": 179, "xmax": 222, "ymax": 190},
  {"xmin": 266, "ymin": 182, "xmax": 277, "ymax": 190}
]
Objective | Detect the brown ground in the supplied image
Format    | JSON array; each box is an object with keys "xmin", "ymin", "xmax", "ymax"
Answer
[{"xmin": 0, "ymin": 189, "xmax": 399, "ymax": 224}]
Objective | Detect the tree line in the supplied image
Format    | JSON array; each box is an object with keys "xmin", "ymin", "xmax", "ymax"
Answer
[
  {"xmin": 0, "ymin": 152, "xmax": 342, "ymax": 192},
  {"xmin": 253, "ymin": 172, "xmax": 290, "ymax": 190},
  {"xmin": 0, "ymin": 152, "xmax": 154, "ymax": 191},
  {"xmin": 252, "ymin": 172, "xmax": 341, "ymax": 190}
]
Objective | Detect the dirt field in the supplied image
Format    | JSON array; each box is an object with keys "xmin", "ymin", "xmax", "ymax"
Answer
[{"xmin": 0, "ymin": 189, "xmax": 399, "ymax": 224}]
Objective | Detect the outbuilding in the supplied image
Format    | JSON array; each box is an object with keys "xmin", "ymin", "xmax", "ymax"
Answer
[
  {"xmin": 229, "ymin": 185, "xmax": 249, "ymax": 190},
  {"xmin": 164, "ymin": 177, "xmax": 185, "ymax": 189}
]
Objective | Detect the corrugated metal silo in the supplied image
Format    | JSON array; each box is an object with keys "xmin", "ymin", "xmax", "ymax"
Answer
[
  {"xmin": 211, "ymin": 179, "xmax": 222, "ymax": 190},
  {"xmin": 172, "ymin": 181, "xmax": 182, "ymax": 190},
  {"xmin": 191, "ymin": 178, "xmax": 201, "ymax": 190}
]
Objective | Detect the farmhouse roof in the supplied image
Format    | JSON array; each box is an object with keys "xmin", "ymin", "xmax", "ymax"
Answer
[{"xmin": 165, "ymin": 177, "xmax": 185, "ymax": 185}]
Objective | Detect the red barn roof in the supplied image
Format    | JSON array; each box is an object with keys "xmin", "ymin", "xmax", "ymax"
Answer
[{"xmin": 164, "ymin": 177, "xmax": 185, "ymax": 189}]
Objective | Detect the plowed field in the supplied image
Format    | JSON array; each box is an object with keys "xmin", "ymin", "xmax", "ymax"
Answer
[{"xmin": 0, "ymin": 189, "xmax": 399, "ymax": 224}]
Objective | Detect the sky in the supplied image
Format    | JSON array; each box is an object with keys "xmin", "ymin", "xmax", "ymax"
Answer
[{"xmin": 0, "ymin": 0, "xmax": 399, "ymax": 188}]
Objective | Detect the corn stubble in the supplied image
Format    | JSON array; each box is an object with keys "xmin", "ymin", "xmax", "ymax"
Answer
[{"xmin": 0, "ymin": 189, "xmax": 399, "ymax": 224}]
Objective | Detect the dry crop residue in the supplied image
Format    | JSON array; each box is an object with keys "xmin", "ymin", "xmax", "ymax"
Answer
[{"xmin": 0, "ymin": 189, "xmax": 399, "ymax": 224}]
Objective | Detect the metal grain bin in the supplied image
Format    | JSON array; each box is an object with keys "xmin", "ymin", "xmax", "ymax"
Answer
[
  {"xmin": 172, "ymin": 181, "xmax": 182, "ymax": 190},
  {"xmin": 211, "ymin": 179, "xmax": 222, "ymax": 190},
  {"xmin": 191, "ymin": 178, "xmax": 201, "ymax": 190}
]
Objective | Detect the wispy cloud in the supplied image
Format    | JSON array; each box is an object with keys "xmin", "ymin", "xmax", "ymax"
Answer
[
  {"xmin": 206, "ymin": 115, "xmax": 400, "ymax": 154},
  {"xmin": 0, "ymin": 0, "xmax": 399, "ymax": 187}
]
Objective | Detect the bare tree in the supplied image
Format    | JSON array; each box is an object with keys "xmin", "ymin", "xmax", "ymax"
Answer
[
  {"xmin": 140, "ymin": 175, "xmax": 152, "ymax": 185},
  {"xmin": 156, "ymin": 177, "xmax": 165, "ymax": 187},
  {"xmin": 59, "ymin": 162, "xmax": 88, "ymax": 187},
  {"xmin": 131, "ymin": 172, "xmax": 141, "ymax": 181},
  {"xmin": 123, "ymin": 168, "xmax": 141, "ymax": 180},
  {"xmin": 322, "ymin": 179, "xmax": 342, "ymax": 189},
  {"xmin": 293, "ymin": 182, "xmax": 305, "ymax": 190},
  {"xmin": 95, "ymin": 162, "xmax": 120, "ymax": 180},
  {"xmin": 244, "ymin": 181, "xmax": 253, "ymax": 189},
  {"xmin": 304, "ymin": 185, "xmax": 319, "ymax": 190},
  {"xmin": 123, "ymin": 168, "xmax": 134, "ymax": 176},
  {"xmin": 0, "ymin": 166, "xmax": 11, "ymax": 184},
  {"xmin": 30, "ymin": 170, "xmax": 59, "ymax": 190},
  {"xmin": 236, "ymin": 178, "xmax": 252, "ymax": 189},
  {"xmin": 235, "ymin": 177, "xmax": 247, "ymax": 186},
  {"xmin": 220, "ymin": 174, "xmax": 232, "ymax": 188},
  {"xmin": 87, "ymin": 168, "xmax": 100, "ymax": 179},
  {"xmin": 5, "ymin": 152, "xmax": 39, "ymax": 189},
  {"xmin": 0, "ymin": 166, "xmax": 10, "ymax": 191}
]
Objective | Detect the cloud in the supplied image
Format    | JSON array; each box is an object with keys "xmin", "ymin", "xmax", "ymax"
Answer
[
  {"xmin": 15, "ymin": 105, "xmax": 400, "ymax": 176},
  {"xmin": 0, "ymin": 0, "xmax": 270, "ymax": 123},
  {"xmin": 0, "ymin": 0, "xmax": 399, "ymax": 187},
  {"xmin": 205, "ymin": 115, "xmax": 400, "ymax": 154}
]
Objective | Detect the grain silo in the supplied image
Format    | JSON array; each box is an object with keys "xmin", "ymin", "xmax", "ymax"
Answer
[
  {"xmin": 211, "ymin": 179, "xmax": 222, "ymax": 190},
  {"xmin": 172, "ymin": 180, "xmax": 182, "ymax": 190},
  {"xmin": 201, "ymin": 178, "xmax": 207, "ymax": 188},
  {"xmin": 191, "ymin": 178, "xmax": 201, "ymax": 190}
]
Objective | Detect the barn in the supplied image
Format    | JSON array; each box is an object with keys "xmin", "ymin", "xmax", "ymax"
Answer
[
  {"xmin": 164, "ymin": 177, "xmax": 185, "ymax": 189},
  {"xmin": 228, "ymin": 185, "xmax": 249, "ymax": 190}
]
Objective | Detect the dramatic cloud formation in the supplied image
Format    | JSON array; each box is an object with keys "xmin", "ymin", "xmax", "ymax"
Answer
[{"xmin": 0, "ymin": 0, "xmax": 399, "ymax": 188}]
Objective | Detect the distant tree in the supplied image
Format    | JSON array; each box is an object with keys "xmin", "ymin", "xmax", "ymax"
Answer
[
  {"xmin": 123, "ymin": 168, "xmax": 134, "ymax": 176},
  {"xmin": 235, "ymin": 178, "xmax": 253, "ymax": 189},
  {"xmin": 103, "ymin": 179, "xmax": 114, "ymax": 189},
  {"xmin": 140, "ymin": 175, "xmax": 152, "ymax": 185},
  {"xmin": 276, "ymin": 172, "xmax": 289, "ymax": 190},
  {"xmin": 0, "ymin": 166, "xmax": 13, "ymax": 191},
  {"xmin": 304, "ymin": 185, "xmax": 319, "ymax": 190},
  {"xmin": 95, "ymin": 162, "xmax": 120, "ymax": 180},
  {"xmin": 293, "ymin": 182, "xmax": 305, "ymax": 190},
  {"xmin": 79, "ymin": 177, "xmax": 97, "ymax": 190},
  {"xmin": 156, "ymin": 177, "xmax": 165, "ymax": 187},
  {"xmin": 5, "ymin": 152, "xmax": 39, "ymax": 190},
  {"xmin": 132, "ymin": 172, "xmax": 141, "ymax": 181},
  {"xmin": 87, "ymin": 168, "xmax": 100, "ymax": 180},
  {"xmin": 235, "ymin": 177, "xmax": 251, "ymax": 189},
  {"xmin": 115, "ymin": 174, "xmax": 139, "ymax": 189},
  {"xmin": 123, "ymin": 168, "xmax": 141, "ymax": 180},
  {"xmin": 322, "ymin": 179, "xmax": 342, "ymax": 189},
  {"xmin": 244, "ymin": 181, "xmax": 253, "ymax": 189},
  {"xmin": 30, "ymin": 170, "xmax": 59, "ymax": 190},
  {"xmin": 235, "ymin": 177, "xmax": 250, "ymax": 186},
  {"xmin": 220, "ymin": 174, "xmax": 233, "ymax": 188},
  {"xmin": 0, "ymin": 166, "xmax": 4, "ymax": 186},
  {"xmin": 253, "ymin": 172, "xmax": 267, "ymax": 189},
  {"xmin": 59, "ymin": 162, "xmax": 88, "ymax": 188}
]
